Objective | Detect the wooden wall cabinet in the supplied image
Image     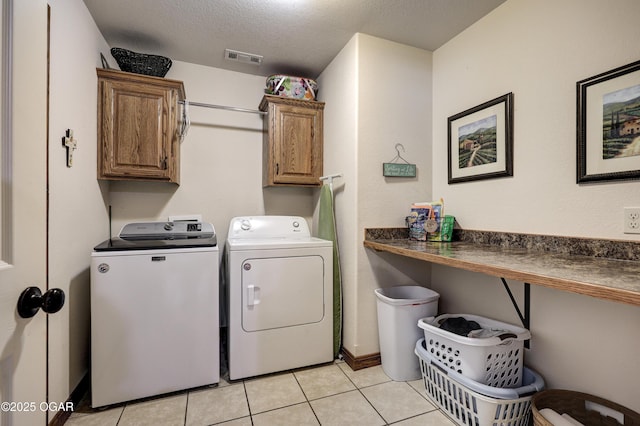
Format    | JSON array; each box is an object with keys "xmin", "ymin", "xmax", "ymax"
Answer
[
  {"xmin": 259, "ymin": 95, "xmax": 325, "ymax": 187},
  {"xmin": 97, "ymin": 68, "xmax": 185, "ymax": 184}
]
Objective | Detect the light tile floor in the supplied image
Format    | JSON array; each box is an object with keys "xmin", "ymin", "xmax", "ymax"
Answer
[{"xmin": 65, "ymin": 361, "xmax": 456, "ymax": 426}]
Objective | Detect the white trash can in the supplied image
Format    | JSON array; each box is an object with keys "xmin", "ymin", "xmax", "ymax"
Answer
[{"xmin": 375, "ymin": 285, "xmax": 439, "ymax": 381}]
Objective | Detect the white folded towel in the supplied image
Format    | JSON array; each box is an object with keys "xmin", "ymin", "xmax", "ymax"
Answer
[{"xmin": 540, "ymin": 408, "xmax": 585, "ymax": 426}]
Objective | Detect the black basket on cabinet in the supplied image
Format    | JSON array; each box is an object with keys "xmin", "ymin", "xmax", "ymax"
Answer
[{"xmin": 110, "ymin": 47, "xmax": 172, "ymax": 77}]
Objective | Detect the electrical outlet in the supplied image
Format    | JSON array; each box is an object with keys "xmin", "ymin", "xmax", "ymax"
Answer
[{"xmin": 624, "ymin": 207, "xmax": 640, "ymax": 234}]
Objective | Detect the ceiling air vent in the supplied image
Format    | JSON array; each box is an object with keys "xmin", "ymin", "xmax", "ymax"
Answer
[{"xmin": 224, "ymin": 49, "xmax": 263, "ymax": 65}]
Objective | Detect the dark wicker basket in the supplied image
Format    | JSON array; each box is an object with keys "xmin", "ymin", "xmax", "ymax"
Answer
[
  {"xmin": 110, "ymin": 47, "xmax": 172, "ymax": 77},
  {"xmin": 532, "ymin": 390, "xmax": 640, "ymax": 426}
]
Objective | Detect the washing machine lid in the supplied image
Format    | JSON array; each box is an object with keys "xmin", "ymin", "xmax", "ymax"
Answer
[{"xmin": 94, "ymin": 236, "xmax": 217, "ymax": 251}]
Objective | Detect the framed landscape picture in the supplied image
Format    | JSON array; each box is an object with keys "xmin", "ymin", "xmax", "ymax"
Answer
[
  {"xmin": 577, "ymin": 59, "xmax": 640, "ymax": 183},
  {"xmin": 448, "ymin": 93, "xmax": 514, "ymax": 184}
]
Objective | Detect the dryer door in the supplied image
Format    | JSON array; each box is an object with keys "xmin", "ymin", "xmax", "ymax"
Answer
[{"xmin": 241, "ymin": 255, "xmax": 325, "ymax": 332}]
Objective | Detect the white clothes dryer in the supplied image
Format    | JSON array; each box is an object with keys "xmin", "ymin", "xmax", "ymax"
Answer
[{"xmin": 225, "ymin": 216, "xmax": 333, "ymax": 380}]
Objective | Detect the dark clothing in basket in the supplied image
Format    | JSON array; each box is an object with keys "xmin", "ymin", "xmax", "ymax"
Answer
[{"xmin": 439, "ymin": 316, "xmax": 482, "ymax": 337}]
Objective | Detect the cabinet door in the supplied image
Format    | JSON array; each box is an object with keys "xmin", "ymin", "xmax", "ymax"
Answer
[
  {"xmin": 270, "ymin": 102, "xmax": 323, "ymax": 185},
  {"xmin": 99, "ymin": 78, "xmax": 179, "ymax": 183}
]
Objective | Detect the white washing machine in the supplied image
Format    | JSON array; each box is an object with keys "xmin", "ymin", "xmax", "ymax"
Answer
[
  {"xmin": 90, "ymin": 221, "xmax": 219, "ymax": 407},
  {"xmin": 225, "ymin": 216, "xmax": 333, "ymax": 380}
]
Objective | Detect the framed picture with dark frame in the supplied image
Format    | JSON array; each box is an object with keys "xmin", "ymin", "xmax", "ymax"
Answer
[
  {"xmin": 577, "ymin": 59, "xmax": 640, "ymax": 183},
  {"xmin": 448, "ymin": 93, "xmax": 513, "ymax": 184}
]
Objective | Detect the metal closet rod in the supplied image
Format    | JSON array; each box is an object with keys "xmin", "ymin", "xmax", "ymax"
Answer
[{"xmin": 179, "ymin": 100, "xmax": 266, "ymax": 115}]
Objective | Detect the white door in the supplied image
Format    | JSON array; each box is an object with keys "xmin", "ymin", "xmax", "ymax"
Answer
[
  {"xmin": 0, "ymin": 1, "xmax": 50, "ymax": 425},
  {"xmin": 241, "ymin": 255, "xmax": 325, "ymax": 332}
]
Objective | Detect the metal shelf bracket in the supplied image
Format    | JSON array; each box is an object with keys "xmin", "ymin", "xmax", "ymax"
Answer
[{"xmin": 500, "ymin": 278, "xmax": 530, "ymax": 348}]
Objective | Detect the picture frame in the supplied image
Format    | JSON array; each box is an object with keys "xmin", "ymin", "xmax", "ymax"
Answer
[
  {"xmin": 577, "ymin": 59, "xmax": 640, "ymax": 183},
  {"xmin": 448, "ymin": 93, "xmax": 513, "ymax": 184}
]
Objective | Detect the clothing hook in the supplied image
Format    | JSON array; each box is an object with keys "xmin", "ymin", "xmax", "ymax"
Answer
[{"xmin": 392, "ymin": 143, "xmax": 409, "ymax": 163}]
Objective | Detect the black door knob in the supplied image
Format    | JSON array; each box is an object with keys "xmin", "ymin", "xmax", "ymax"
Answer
[{"xmin": 17, "ymin": 287, "xmax": 65, "ymax": 318}]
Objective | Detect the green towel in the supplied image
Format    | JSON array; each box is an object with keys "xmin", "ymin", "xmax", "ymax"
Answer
[{"xmin": 318, "ymin": 184, "xmax": 342, "ymax": 358}]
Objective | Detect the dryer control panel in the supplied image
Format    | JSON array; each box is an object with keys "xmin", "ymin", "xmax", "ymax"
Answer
[{"xmin": 228, "ymin": 216, "xmax": 309, "ymax": 239}]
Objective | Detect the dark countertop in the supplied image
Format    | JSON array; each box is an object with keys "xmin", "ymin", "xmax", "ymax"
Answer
[{"xmin": 363, "ymin": 228, "xmax": 640, "ymax": 306}]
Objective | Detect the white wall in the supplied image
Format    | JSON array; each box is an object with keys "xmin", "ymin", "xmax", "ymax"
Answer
[
  {"xmin": 107, "ymin": 61, "xmax": 316, "ymax": 250},
  {"xmin": 48, "ymin": 0, "xmax": 111, "ymax": 410},
  {"xmin": 318, "ymin": 34, "xmax": 433, "ymax": 357},
  {"xmin": 433, "ymin": 0, "xmax": 640, "ymax": 239},
  {"xmin": 315, "ymin": 36, "xmax": 359, "ymax": 353},
  {"xmin": 432, "ymin": 0, "xmax": 640, "ymax": 410}
]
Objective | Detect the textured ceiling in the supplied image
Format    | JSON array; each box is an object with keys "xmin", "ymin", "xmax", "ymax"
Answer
[{"xmin": 83, "ymin": 0, "xmax": 505, "ymax": 79}]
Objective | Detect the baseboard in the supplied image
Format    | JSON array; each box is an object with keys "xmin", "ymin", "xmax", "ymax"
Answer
[
  {"xmin": 340, "ymin": 348, "xmax": 381, "ymax": 371},
  {"xmin": 48, "ymin": 373, "xmax": 89, "ymax": 426}
]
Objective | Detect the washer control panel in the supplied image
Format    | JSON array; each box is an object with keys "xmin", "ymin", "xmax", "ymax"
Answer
[
  {"xmin": 119, "ymin": 221, "xmax": 215, "ymax": 240},
  {"xmin": 228, "ymin": 216, "xmax": 310, "ymax": 239}
]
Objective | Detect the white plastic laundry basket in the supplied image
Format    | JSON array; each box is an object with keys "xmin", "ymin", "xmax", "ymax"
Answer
[
  {"xmin": 419, "ymin": 314, "xmax": 530, "ymax": 387},
  {"xmin": 415, "ymin": 339, "xmax": 544, "ymax": 426}
]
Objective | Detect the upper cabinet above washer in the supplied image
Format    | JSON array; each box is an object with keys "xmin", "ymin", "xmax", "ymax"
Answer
[
  {"xmin": 259, "ymin": 95, "xmax": 325, "ymax": 187},
  {"xmin": 97, "ymin": 69, "xmax": 185, "ymax": 184}
]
